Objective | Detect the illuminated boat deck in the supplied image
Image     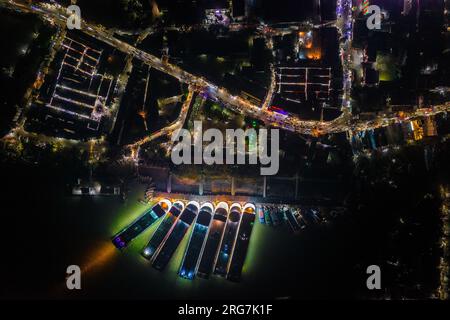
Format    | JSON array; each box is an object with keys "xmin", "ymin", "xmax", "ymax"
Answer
[
  {"xmin": 227, "ymin": 204, "xmax": 256, "ymax": 282},
  {"xmin": 113, "ymin": 200, "xmax": 257, "ymax": 282},
  {"xmin": 214, "ymin": 203, "xmax": 243, "ymax": 277},
  {"xmin": 197, "ymin": 202, "xmax": 229, "ymax": 279},
  {"xmin": 179, "ymin": 202, "xmax": 214, "ymax": 280},
  {"xmin": 111, "ymin": 199, "xmax": 171, "ymax": 249},
  {"xmin": 141, "ymin": 201, "xmax": 184, "ymax": 260},
  {"xmin": 152, "ymin": 201, "xmax": 200, "ymax": 271}
]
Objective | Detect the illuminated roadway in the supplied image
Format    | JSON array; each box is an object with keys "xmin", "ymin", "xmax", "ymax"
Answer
[
  {"xmin": 128, "ymin": 88, "xmax": 195, "ymax": 153},
  {"xmin": 2, "ymin": 0, "xmax": 450, "ymax": 140}
]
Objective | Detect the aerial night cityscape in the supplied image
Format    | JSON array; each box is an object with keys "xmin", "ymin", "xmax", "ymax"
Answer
[{"xmin": 0, "ymin": 0, "xmax": 449, "ymax": 307}]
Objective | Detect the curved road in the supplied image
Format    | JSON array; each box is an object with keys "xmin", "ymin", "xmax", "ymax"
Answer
[{"xmin": 2, "ymin": 0, "xmax": 449, "ymax": 140}]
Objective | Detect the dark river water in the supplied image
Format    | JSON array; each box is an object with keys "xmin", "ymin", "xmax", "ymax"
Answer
[{"xmin": 0, "ymin": 162, "xmax": 369, "ymax": 299}]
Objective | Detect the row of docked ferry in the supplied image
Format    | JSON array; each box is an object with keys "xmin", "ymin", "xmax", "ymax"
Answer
[{"xmin": 111, "ymin": 199, "xmax": 256, "ymax": 282}]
